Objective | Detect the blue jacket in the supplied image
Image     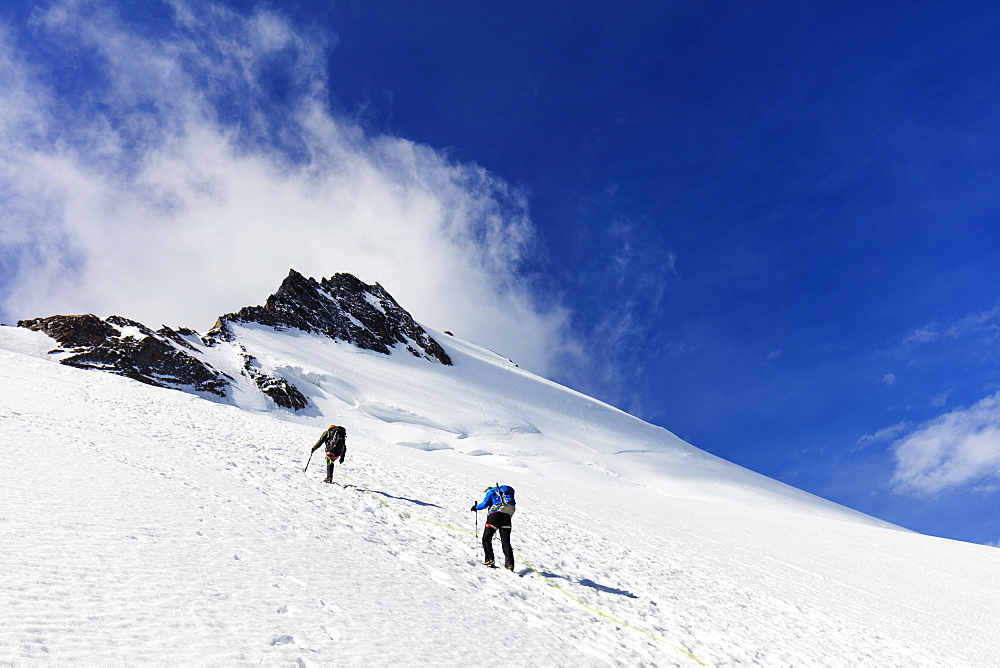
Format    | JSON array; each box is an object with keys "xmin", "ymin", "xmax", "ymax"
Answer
[{"xmin": 474, "ymin": 485, "xmax": 516, "ymax": 515}]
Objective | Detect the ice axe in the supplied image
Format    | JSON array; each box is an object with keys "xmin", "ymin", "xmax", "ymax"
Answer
[{"xmin": 304, "ymin": 447, "xmax": 316, "ymax": 473}]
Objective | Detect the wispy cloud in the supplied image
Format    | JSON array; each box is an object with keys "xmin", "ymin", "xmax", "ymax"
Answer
[
  {"xmin": 930, "ymin": 391, "xmax": 950, "ymax": 408},
  {"xmin": 856, "ymin": 420, "xmax": 912, "ymax": 451},
  {"xmin": 0, "ymin": 1, "xmax": 573, "ymax": 375},
  {"xmin": 901, "ymin": 326, "xmax": 939, "ymax": 351},
  {"xmin": 881, "ymin": 373, "xmax": 896, "ymax": 386},
  {"xmin": 893, "ymin": 305, "xmax": 1000, "ymax": 359},
  {"xmin": 945, "ymin": 305, "xmax": 1000, "ymax": 340},
  {"xmin": 890, "ymin": 392, "xmax": 1000, "ymax": 495}
]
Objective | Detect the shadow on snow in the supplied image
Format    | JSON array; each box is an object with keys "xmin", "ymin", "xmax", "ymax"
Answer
[
  {"xmin": 532, "ymin": 570, "xmax": 638, "ymax": 599},
  {"xmin": 340, "ymin": 483, "xmax": 443, "ymax": 509}
]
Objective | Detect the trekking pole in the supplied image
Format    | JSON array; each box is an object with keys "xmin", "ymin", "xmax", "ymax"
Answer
[
  {"xmin": 474, "ymin": 508, "xmax": 479, "ymax": 546},
  {"xmin": 304, "ymin": 448, "xmax": 315, "ymax": 473}
]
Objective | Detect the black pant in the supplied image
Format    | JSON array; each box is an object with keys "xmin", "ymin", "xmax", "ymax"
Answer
[
  {"xmin": 325, "ymin": 452, "xmax": 340, "ymax": 479},
  {"xmin": 482, "ymin": 512, "xmax": 513, "ymax": 565}
]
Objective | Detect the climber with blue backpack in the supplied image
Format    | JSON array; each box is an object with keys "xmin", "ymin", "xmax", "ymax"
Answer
[{"xmin": 471, "ymin": 484, "xmax": 516, "ymax": 570}]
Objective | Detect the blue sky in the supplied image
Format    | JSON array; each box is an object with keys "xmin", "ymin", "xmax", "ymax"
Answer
[{"xmin": 2, "ymin": 1, "xmax": 1000, "ymax": 546}]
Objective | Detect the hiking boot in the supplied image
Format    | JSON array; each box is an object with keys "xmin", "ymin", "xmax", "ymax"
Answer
[
  {"xmin": 505, "ymin": 561, "xmax": 514, "ymax": 571},
  {"xmin": 323, "ymin": 478, "xmax": 332, "ymax": 484},
  {"xmin": 483, "ymin": 559, "xmax": 495, "ymax": 567}
]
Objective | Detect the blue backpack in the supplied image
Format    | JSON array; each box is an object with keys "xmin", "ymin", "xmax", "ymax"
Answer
[{"xmin": 490, "ymin": 485, "xmax": 516, "ymax": 514}]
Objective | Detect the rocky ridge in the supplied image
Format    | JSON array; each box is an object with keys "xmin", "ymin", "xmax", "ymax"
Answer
[
  {"xmin": 208, "ymin": 270, "xmax": 452, "ymax": 365},
  {"xmin": 18, "ymin": 270, "xmax": 452, "ymax": 411}
]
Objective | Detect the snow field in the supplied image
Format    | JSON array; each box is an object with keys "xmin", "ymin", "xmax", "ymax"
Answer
[
  {"xmin": 0, "ymin": 376, "xmax": 457, "ymax": 661},
  {"xmin": 1, "ymin": 351, "xmax": 700, "ymax": 664},
  {"xmin": 3, "ymin": 330, "xmax": 1000, "ymax": 665}
]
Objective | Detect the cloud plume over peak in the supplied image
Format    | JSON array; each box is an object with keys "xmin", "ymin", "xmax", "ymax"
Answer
[{"xmin": 0, "ymin": 1, "xmax": 572, "ymax": 375}]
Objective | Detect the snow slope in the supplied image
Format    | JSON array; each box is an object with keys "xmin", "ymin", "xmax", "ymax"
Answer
[{"xmin": 2, "ymin": 324, "xmax": 999, "ymax": 666}]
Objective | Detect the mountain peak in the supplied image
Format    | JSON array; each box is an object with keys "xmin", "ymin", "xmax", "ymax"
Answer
[
  {"xmin": 213, "ymin": 269, "xmax": 452, "ymax": 366},
  {"xmin": 17, "ymin": 270, "xmax": 452, "ymax": 412}
]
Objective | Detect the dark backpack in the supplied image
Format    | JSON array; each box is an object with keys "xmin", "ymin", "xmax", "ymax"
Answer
[{"xmin": 328, "ymin": 425, "xmax": 347, "ymax": 456}]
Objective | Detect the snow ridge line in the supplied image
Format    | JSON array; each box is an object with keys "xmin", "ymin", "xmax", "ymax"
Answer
[{"xmin": 337, "ymin": 470, "xmax": 706, "ymax": 666}]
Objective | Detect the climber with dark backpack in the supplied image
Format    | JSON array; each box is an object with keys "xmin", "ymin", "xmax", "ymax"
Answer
[
  {"xmin": 310, "ymin": 424, "xmax": 347, "ymax": 483},
  {"xmin": 471, "ymin": 484, "xmax": 516, "ymax": 570}
]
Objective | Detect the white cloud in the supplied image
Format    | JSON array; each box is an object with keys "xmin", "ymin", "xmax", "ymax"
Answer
[
  {"xmin": 0, "ymin": 1, "xmax": 573, "ymax": 375},
  {"xmin": 890, "ymin": 392, "xmax": 1000, "ymax": 495},
  {"xmin": 901, "ymin": 326, "xmax": 939, "ymax": 351},
  {"xmin": 945, "ymin": 305, "xmax": 1000, "ymax": 340},
  {"xmin": 930, "ymin": 391, "xmax": 950, "ymax": 408},
  {"xmin": 856, "ymin": 420, "xmax": 911, "ymax": 450},
  {"xmin": 893, "ymin": 305, "xmax": 1000, "ymax": 359},
  {"xmin": 881, "ymin": 373, "xmax": 896, "ymax": 386},
  {"xmin": 665, "ymin": 251, "xmax": 678, "ymax": 276}
]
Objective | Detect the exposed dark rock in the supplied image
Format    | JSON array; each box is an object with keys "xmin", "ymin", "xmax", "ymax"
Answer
[
  {"xmin": 106, "ymin": 315, "xmax": 157, "ymax": 337},
  {"xmin": 258, "ymin": 375, "xmax": 309, "ymax": 411},
  {"xmin": 18, "ymin": 314, "xmax": 118, "ymax": 350},
  {"xmin": 17, "ymin": 269, "xmax": 455, "ymax": 412},
  {"xmin": 214, "ymin": 269, "xmax": 453, "ymax": 365},
  {"xmin": 19, "ymin": 314, "xmax": 229, "ymax": 397},
  {"xmin": 240, "ymin": 349, "xmax": 309, "ymax": 411},
  {"xmin": 157, "ymin": 325, "xmax": 200, "ymax": 351}
]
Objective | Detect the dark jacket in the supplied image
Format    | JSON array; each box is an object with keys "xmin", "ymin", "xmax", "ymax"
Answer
[{"xmin": 312, "ymin": 425, "xmax": 347, "ymax": 461}]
